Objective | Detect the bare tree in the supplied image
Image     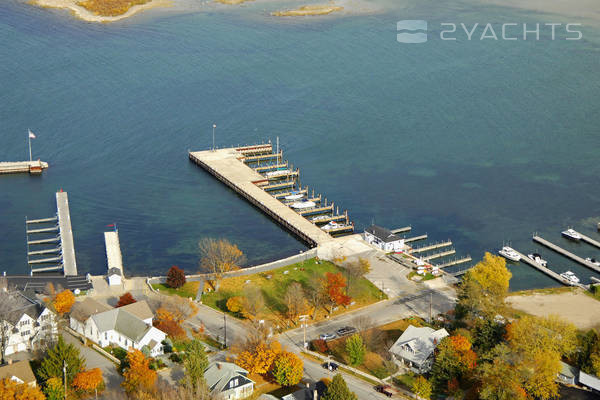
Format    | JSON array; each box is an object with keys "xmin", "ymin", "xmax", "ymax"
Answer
[
  {"xmin": 241, "ymin": 286, "xmax": 264, "ymax": 320},
  {"xmin": 344, "ymin": 257, "xmax": 371, "ymax": 295},
  {"xmin": 284, "ymin": 282, "xmax": 308, "ymax": 323},
  {"xmin": 161, "ymin": 296, "xmax": 198, "ymax": 321},
  {"xmin": 198, "ymin": 238, "xmax": 246, "ymax": 290},
  {"xmin": 306, "ymin": 274, "xmax": 327, "ymax": 320}
]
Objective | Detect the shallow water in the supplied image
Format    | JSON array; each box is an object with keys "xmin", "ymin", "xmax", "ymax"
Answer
[{"xmin": 0, "ymin": 0, "xmax": 599, "ymax": 290}]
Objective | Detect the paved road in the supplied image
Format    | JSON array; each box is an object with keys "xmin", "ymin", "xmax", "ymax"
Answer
[{"xmin": 187, "ymin": 302, "xmax": 249, "ymax": 347}]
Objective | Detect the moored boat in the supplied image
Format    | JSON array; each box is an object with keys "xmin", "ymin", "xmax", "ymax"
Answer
[
  {"xmin": 290, "ymin": 201, "xmax": 316, "ymax": 210},
  {"xmin": 527, "ymin": 253, "xmax": 548, "ymax": 267},
  {"xmin": 561, "ymin": 228, "xmax": 582, "ymax": 241},
  {"xmin": 586, "ymin": 257, "xmax": 600, "ymax": 267},
  {"xmin": 560, "ymin": 270, "xmax": 580, "ymax": 285},
  {"xmin": 499, "ymin": 246, "xmax": 521, "ymax": 262},
  {"xmin": 284, "ymin": 191, "xmax": 305, "ymax": 201}
]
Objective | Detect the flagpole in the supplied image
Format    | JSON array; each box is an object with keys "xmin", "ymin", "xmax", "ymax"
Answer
[{"xmin": 28, "ymin": 131, "xmax": 32, "ymax": 162}]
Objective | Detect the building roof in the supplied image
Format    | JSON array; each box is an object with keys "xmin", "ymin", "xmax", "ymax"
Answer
[
  {"xmin": 365, "ymin": 225, "xmax": 403, "ymax": 243},
  {"xmin": 0, "ymin": 360, "xmax": 36, "ymax": 384},
  {"xmin": 119, "ymin": 301, "xmax": 153, "ymax": 321},
  {"xmin": 205, "ymin": 362, "xmax": 253, "ymax": 394},
  {"xmin": 0, "ymin": 291, "xmax": 46, "ymax": 326},
  {"xmin": 559, "ymin": 361, "xmax": 578, "ymax": 379},
  {"xmin": 389, "ymin": 325, "xmax": 449, "ymax": 366},
  {"xmin": 108, "ymin": 268, "xmax": 122, "ymax": 277},
  {"xmin": 70, "ymin": 298, "xmax": 111, "ymax": 323},
  {"xmin": 580, "ymin": 370, "xmax": 600, "ymax": 391},
  {"xmin": 92, "ymin": 308, "xmax": 152, "ymax": 342}
]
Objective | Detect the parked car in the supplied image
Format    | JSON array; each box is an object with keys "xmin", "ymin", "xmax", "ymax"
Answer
[
  {"xmin": 322, "ymin": 362, "xmax": 339, "ymax": 371},
  {"xmin": 319, "ymin": 333, "xmax": 336, "ymax": 341},
  {"xmin": 335, "ymin": 326, "xmax": 357, "ymax": 337},
  {"xmin": 375, "ymin": 385, "xmax": 397, "ymax": 397}
]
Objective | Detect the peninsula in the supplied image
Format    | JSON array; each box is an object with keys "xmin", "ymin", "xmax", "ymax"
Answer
[
  {"xmin": 30, "ymin": 0, "xmax": 171, "ymax": 22},
  {"xmin": 271, "ymin": 4, "xmax": 343, "ymax": 16}
]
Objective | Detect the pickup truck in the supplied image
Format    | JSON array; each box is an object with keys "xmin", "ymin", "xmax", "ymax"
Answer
[{"xmin": 375, "ymin": 385, "xmax": 398, "ymax": 397}]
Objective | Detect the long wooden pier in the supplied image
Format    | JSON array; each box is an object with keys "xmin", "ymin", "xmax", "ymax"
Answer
[
  {"xmin": 533, "ymin": 236, "xmax": 600, "ymax": 274},
  {"xmin": 513, "ymin": 248, "xmax": 587, "ymax": 288},
  {"xmin": 574, "ymin": 231, "xmax": 600, "ymax": 250},
  {"xmin": 189, "ymin": 147, "xmax": 333, "ymax": 247},
  {"xmin": 421, "ymin": 249, "xmax": 456, "ymax": 261},
  {"xmin": 404, "ymin": 234, "xmax": 428, "ymax": 243},
  {"xmin": 27, "ymin": 192, "xmax": 78, "ymax": 276},
  {"xmin": 391, "ymin": 226, "xmax": 411, "ymax": 234},
  {"xmin": 0, "ymin": 160, "xmax": 48, "ymax": 175},
  {"xmin": 411, "ymin": 240, "xmax": 452, "ymax": 254},
  {"xmin": 437, "ymin": 256, "xmax": 472, "ymax": 268}
]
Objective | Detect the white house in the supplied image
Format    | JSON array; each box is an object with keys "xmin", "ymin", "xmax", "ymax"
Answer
[
  {"xmin": 205, "ymin": 362, "xmax": 254, "ymax": 400},
  {"xmin": 389, "ymin": 325, "xmax": 449, "ymax": 373},
  {"xmin": 1, "ymin": 291, "xmax": 57, "ymax": 356},
  {"xmin": 364, "ymin": 225, "xmax": 405, "ymax": 252},
  {"xmin": 104, "ymin": 231, "xmax": 124, "ymax": 286},
  {"xmin": 69, "ymin": 299, "xmax": 166, "ymax": 356}
]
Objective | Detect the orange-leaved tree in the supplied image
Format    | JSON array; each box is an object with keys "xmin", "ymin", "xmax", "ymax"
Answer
[
  {"xmin": 0, "ymin": 377, "xmax": 45, "ymax": 400},
  {"xmin": 122, "ymin": 349, "xmax": 156, "ymax": 394},
  {"xmin": 72, "ymin": 368, "xmax": 104, "ymax": 393},
  {"xmin": 116, "ymin": 292, "xmax": 136, "ymax": 308},
  {"xmin": 53, "ymin": 289, "xmax": 76, "ymax": 315},
  {"xmin": 325, "ymin": 272, "xmax": 351, "ymax": 312},
  {"xmin": 154, "ymin": 308, "xmax": 186, "ymax": 339},
  {"xmin": 449, "ymin": 335, "xmax": 477, "ymax": 370},
  {"xmin": 236, "ymin": 341, "xmax": 282, "ymax": 374}
]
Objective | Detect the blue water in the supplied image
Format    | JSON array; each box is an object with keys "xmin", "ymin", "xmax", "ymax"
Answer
[{"xmin": 1, "ymin": 0, "xmax": 599, "ymax": 290}]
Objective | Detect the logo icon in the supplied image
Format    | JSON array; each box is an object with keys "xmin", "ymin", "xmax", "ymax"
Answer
[{"xmin": 397, "ymin": 20, "xmax": 428, "ymax": 43}]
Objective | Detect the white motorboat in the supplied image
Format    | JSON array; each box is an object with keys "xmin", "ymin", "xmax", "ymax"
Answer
[
  {"xmin": 290, "ymin": 201, "xmax": 316, "ymax": 210},
  {"xmin": 527, "ymin": 253, "xmax": 548, "ymax": 267},
  {"xmin": 284, "ymin": 192, "xmax": 305, "ymax": 201},
  {"xmin": 561, "ymin": 229, "xmax": 581, "ymax": 241},
  {"xmin": 586, "ymin": 257, "xmax": 600, "ymax": 267},
  {"xmin": 311, "ymin": 215, "xmax": 330, "ymax": 222},
  {"xmin": 499, "ymin": 246, "xmax": 521, "ymax": 262},
  {"xmin": 265, "ymin": 169, "xmax": 291, "ymax": 178},
  {"xmin": 560, "ymin": 271, "xmax": 580, "ymax": 285},
  {"xmin": 321, "ymin": 221, "xmax": 340, "ymax": 231}
]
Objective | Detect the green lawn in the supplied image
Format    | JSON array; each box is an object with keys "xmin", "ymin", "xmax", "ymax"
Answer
[
  {"xmin": 152, "ymin": 281, "xmax": 200, "ymax": 298},
  {"xmin": 394, "ymin": 372, "xmax": 416, "ymax": 390},
  {"xmin": 201, "ymin": 258, "xmax": 385, "ymax": 326}
]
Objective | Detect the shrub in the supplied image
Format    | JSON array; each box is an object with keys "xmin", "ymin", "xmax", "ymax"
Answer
[
  {"xmin": 166, "ymin": 266, "xmax": 186, "ymax": 289},
  {"xmin": 169, "ymin": 353, "xmax": 182, "ymax": 363},
  {"xmin": 345, "ymin": 334, "xmax": 366, "ymax": 366},
  {"xmin": 312, "ymin": 339, "xmax": 329, "ymax": 353}
]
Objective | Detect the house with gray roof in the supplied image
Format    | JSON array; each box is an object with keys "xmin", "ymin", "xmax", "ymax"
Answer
[
  {"xmin": 364, "ymin": 225, "xmax": 405, "ymax": 252},
  {"xmin": 69, "ymin": 300, "xmax": 166, "ymax": 356},
  {"xmin": 205, "ymin": 362, "xmax": 254, "ymax": 399},
  {"xmin": 389, "ymin": 325, "xmax": 449, "ymax": 373},
  {"xmin": 0, "ymin": 291, "xmax": 57, "ymax": 356}
]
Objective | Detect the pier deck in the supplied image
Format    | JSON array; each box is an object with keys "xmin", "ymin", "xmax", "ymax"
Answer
[
  {"xmin": 437, "ymin": 256, "xmax": 472, "ymax": 268},
  {"xmin": 575, "ymin": 231, "xmax": 600, "ymax": 250},
  {"xmin": 411, "ymin": 240, "xmax": 452, "ymax": 254},
  {"xmin": 422, "ymin": 249, "xmax": 456, "ymax": 261},
  {"xmin": 513, "ymin": 248, "xmax": 586, "ymax": 288},
  {"xmin": 533, "ymin": 236, "xmax": 600, "ymax": 274},
  {"xmin": 391, "ymin": 226, "xmax": 411, "ymax": 234},
  {"xmin": 56, "ymin": 192, "xmax": 78, "ymax": 276},
  {"xmin": 190, "ymin": 148, "xmax": 332, "ymax": 247},
  {"xmin": 105, "ymin": 231, "xmax": 124, "ymax": 276},
  {"xmin": 0, "ymin": 160, "xmax": 48, "ymax": 175},
  {"xmin": 405, "ymin": 234, "xmax": 427, "ymax": 243}
]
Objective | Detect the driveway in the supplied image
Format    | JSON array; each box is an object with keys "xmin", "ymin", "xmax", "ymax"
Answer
[{"xmin": 62, "ymin": 331, "xmax": 123, "ymax": 396}]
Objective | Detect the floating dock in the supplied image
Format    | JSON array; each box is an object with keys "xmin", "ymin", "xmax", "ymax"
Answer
[
  {"xmin": 533, "ymin": 236, "xmax": 600, "ymax": 274},
  {"xmin": 26, "ymin": 191, "xmax": 78, "ymax": 276},
  {"xmin": 421, "ymin": 249, "xmax": 456, "ymax": 261},
  {"xmin": 0, "ymin": 160, "xmax": 48, "ymax": 175},
  {"xmin": 404, "ymin": 234, "xmax": 427, "ymax": 243},
  {"xmin": 573, "ymin": 230, "xmax": 600, "ymax": 251},
  {"xmin": 513, "ymin": 248, "xmax": 587, "ymax": 289},
  {"xmin": 391, "ymin": 226, "xmax": 411, "ymax": 234},
  {"xmin": 189, "ymin": 146, "xmax": 334, "ymax": 247},
  {"xmin": 437, "ymin": 256, "xmax": 472, "ymax": 269}
]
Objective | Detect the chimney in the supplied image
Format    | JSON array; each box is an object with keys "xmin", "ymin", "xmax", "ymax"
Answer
[{"xmin": 217, "ymin": 363, "xmax": 221, "ymax": 370}]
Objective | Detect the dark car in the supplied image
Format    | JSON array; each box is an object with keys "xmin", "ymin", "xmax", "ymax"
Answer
[
  {"xmin": 375, "ymin": 385, "xmax": 396, "ymax": 397},
  {"xmin": 335, "ymin": 326, "xmax": 357, "ymax": 337},
  {"xmin": 322, "ymin": 362, "xmax": 339, "ymax": 371}
]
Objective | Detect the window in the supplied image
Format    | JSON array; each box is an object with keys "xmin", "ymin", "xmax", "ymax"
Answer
[
  {"xmin": 20, "ymin": 320, "xmax": 29, "ymax": 327},
  {"xmin": 105, "ymin": 332, "xmax": 108, "ymax": 340},
  {"xmin": 20, "ymin": 330, "xmax": 30, "ymax": 337}
]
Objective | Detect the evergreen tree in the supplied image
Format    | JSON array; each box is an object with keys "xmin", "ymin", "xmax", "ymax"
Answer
[
  {"xmin": 322, "ymin": 374, "xmax": 357, "ymax": 400},
  {"xmin": 184, "ymin": 340, "xmax": 209, "ymax": 389},
  {"xmin": 39, "ymin": 336, "xmax": 85, "ymax": 385}
]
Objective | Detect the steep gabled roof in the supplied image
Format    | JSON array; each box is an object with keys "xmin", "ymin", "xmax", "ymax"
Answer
[
  {"xmin": 119, "ymin": 301, "xmax": 153, "ymax": 321},
  {"xmin": 204, "ymin": 362, "xmax": 253, "ymax": 394},
  {"xmin": 365, "ymin": 225, "xmax": 403, "ymax": 243}
]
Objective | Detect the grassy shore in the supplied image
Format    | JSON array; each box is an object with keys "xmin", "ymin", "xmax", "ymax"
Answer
[
  {"xmin": 201, "ymin": 258, "xmax": 384, "ymax": 327},
  {"xmin": 271, "ymin": 4, "xmax": 343, "ymax": 17},
  {"xmin": 152, "ymin": 281, "xmax": 200, "ymax": 299}
]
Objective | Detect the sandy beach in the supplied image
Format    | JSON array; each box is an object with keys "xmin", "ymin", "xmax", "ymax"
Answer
[
  {"xmin": 271, "ymin": 4, "xmax": 343, "ymax": 17},
  {"xmin": 30, "ymin": 0, "xmax": 172, "ymax": 22},
  {"xmin": 507, "ymin": 290, "xmax": 600, "ymax": 330}
]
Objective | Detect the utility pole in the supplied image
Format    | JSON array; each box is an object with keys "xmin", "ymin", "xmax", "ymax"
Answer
[
  {"xmin": 299, "ymin": 315, "xmax": 308, "ymax": 349},
  {"xmin": 223, "ymin": 314, "xmax": 227, "ymax": 349},
  {"xmin": 212, "ymin": 124, "xmax": 216, "ymax": 151},
  {"xmin": 63, "ymin": 360, "xmax": 67, "ymax": 400}
]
